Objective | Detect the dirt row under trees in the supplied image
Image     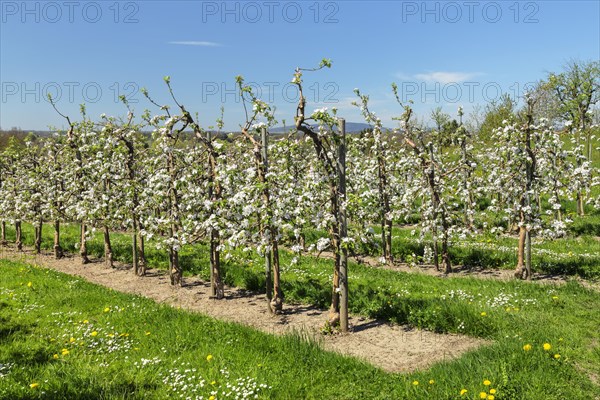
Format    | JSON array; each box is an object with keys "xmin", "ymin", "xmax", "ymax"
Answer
[{"xmin": 0, "ymin": 245, "xmax": 486, "ymax": 373}]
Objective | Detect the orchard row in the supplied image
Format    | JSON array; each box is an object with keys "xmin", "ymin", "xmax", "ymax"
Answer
[{"xmin": 1, "ymin": 60, "xmax": 598, "ymax": 331}]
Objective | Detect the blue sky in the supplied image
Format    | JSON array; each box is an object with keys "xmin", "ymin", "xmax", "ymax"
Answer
[{"xmin": 1, "ymin": 0, "xmax": 599, "ymax": 131}]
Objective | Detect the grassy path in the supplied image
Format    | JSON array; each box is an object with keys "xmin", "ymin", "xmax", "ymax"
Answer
[{"xmin": 1, "ymin": 244, "xmax": 600, "ymax": 398}]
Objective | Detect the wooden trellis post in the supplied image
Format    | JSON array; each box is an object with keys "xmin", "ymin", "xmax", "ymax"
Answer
[
  {"xmin": 337, "ymin": 118, "xmax": 349, "ymax": 332},
  {"xmin": 261, "ymin": 127, "xmax": 273, "ymax": 301}
]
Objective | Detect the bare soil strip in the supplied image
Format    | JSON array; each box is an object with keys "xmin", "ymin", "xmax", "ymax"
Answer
[{"xmin": 0, "ymin": 246, "xmax": 486, "ymax": 373}]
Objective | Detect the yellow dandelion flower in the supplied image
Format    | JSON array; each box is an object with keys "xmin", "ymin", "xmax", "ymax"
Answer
[
  {"xmin": 460, "ymin": 389, "xmax": 468, "ymax": 395},
  {"xmin": 83, "ymin": 320, "xmax": 89, "ymax": 324},
  {"xmin": 91, "ymin": 331, "xmax": 98, "ymax": 337},
  {"xmin": 552, "ymin": 296, "xmax": 559, "ymax": 300},
  {"xmin": 480, "ymin": 312, "xmax": 487, "ymax": 317},
  {"xmin": 412, "ymin": 380, "xmax": 419, "ymax": 386},
  {"xmin": 523, "ymin": 344, "xmax": 532, "ymax": 351},
  {"xmin": 483, "ymin": 379, "xmax": 491, "ymax": 386},
  {"xmin": 52, "ymin": 354, "xmax": 59, "ymax": 359},
  {"xmin": 429, "ymin": 379, "xmax": 435, "ymax": 385},
  {"xmin": 206, "ymin": 354, "xmax": 213, "ymax": 362},
  {"xmin": 543, "ymin": 343, "xmax": 552, "ymax": 351},
  {"xmin": 211, "ymin": 380, "xmax": 217, "ymax": 386},
  {"xmin": 69, "ymin": 337, "xmax": 75, "ymax": 343},
  {"xmin": 554, "ymin": 354, "xmax": 561, "ymax": 359},
  {"xmin": 27, "ymin": 282, "xmax": 33, "ymax": 288},
  {"xmin": 145, "ymin": 331, "xmax": 151, "ymax": 336},
  {"xmin": 480, "ymin": 392, "xmax": 487, "ymax": 399},
  {"xmin": 30, "ymin": 383, "xmax": 39, "ymax": 389},
  {"xmin": 487, "ymin": 395, "xmax": 495, "ymax": 400},
  {"xmin": 489, "ymin": 389, "xmax": 496, "ymax": 394},
  {"xmin": 103, "ymin": 307, "xmax": 110, "ymax": 313},
  {"xmin": 209, "ymin": 397, "xmax": 215, "ymax": 400},
  {"xmin": 61, "ymin": 348, "xmax": 69, "ymax": 356}
]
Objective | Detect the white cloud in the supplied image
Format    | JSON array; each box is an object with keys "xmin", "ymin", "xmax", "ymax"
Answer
[
  {"xmin": 394, "ymin": 72, "xmax": 413, "ymax": 80},
  {"xmin": 414, "ymin": 71, "xmax": 481, "ymax": 84},
  {"xmin": 168, "ymin": 41, "xmax": 222, "ymax": 47}
]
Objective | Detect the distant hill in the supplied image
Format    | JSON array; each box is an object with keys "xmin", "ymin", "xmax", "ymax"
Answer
[
  {"xmin": 1, "ymin": 122, "xmax": 395, "ymax": 146},
  {"xmin": 269, "ymin": 122, "xmax": 390, "ymax": 134}
]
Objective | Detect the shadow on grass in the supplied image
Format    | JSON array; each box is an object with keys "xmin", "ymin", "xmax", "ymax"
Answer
[{"xmin": 0, "ymin": 317, "xmax": 33, "ymax": 343}]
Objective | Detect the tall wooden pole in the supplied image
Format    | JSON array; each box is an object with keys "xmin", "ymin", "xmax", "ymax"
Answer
[
  {"xmin": 337, "ymin": 118, "xmax": 349, "ymax": 332},
  {"xmin": 206, "ymin": 130, "xmax": 217, "ymax": 297},
  {"xmin": 261, "ymin": 127, "xmax": 273, "ymax": 301}
]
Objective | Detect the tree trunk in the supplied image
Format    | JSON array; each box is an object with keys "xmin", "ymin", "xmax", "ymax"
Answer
[
  {"xmin": 460, "ymin": 134, "xmax": 475, "ymax": 229},
  {"xmin": 324, "ymin": 160, "xmax": 342, "ymax": 327},
  {"xmin": 293, "ymin": 87, "xmax": 345, "ymax": 330},
  {"xmin": 131, "ymin": 210, "xmax": 145, "ymax": 276},
  {"xmin": 132, "ymin": 219, "xmax": 139, "ymax": 275},
  {"xmin": 257, "ymin": 128, "xmax": 283, "ymax": 314},
  {"xmin": 166, "ymin": 146, "xmax": 183, "ymax": 286},
  {"xmin": 523, "ymin": 100, "xmax": 535, "ymax": 279},
  {"xmin": 575, "ymin": 125, "xmax": 585, "ymax": 216},
  {"xmin": 525, "ymin": 229, "xmax": 532, "ymax": 281},
  {"xmin": 169, "ymin": 247, "xmax": 182, "ymax": 286},
  {"xmin": 137, "ymin": 231, "xmax": 147, "ymax": 276},
  {"xmin": 552, "ymin": 157, "xmax": 563, "ymax": 222},
  {"xmin": 15, "ymin": 221, "xmax": 22, "ymax": 251},
  {"xmin": 441, "ymin": 210, "xmax": 452, "ymax": 274},
  {"xmin": 269, "ymin": 243, "xmax": 283, "ymax": 313},
  {"xmin": 577, "ymin": 191, "xmax": 585, "ymax": 216},
  {"xmin": 103, "ymin": 226, "xmax": 113, "ymax": 268},
  {"xmin": 80, "ymin": 223, "xmax": 90, "ymax": 264},
  {"xmin": 587, "ymin": 131, "xmax": 592, "ymax": 162},
  {"xmin": 205, "ymin": 131, "xmax": 224, "ymax": 298},
  {"xmin": 67, "ymin": 126, "xmax": 89, "ymax": 264},
  {"xmin": 431, "ymin": 230, "xmax": 439, "ymax": 271},
  {"xmin": 34, "ymin": 217, "xmax": 43, "ymax": 254},
  {"xmin": 167, "ymin": 210, "xmax": 181, "ymax": 285},
  {"xmin": 515, "ymin": 218, "xmax": 527, "ymax": 279},
  {"xmin": 167, "ymin": 197, "xmax": 181, "ymax": 285},
  {"xmin": 377, "ymin": 140, "xmax": 393, "ymax": 263},
  {"xmin": 429, "ymin": 177, "xmax": 440, "ymax": 272},
  {"xmin": 384, "ymin": 217, "xmax": 393, "ymax": 263},
  {"xmin": 328, "ymin": 239, "xmax": 341, "ymax": 327},
  {"xmin": 123, "ymin": 136, "xmax": 144, "ymax": 276},
  {"xmin": 265, "ymin": 248, "xmax": 272, "ymax": 302},
  {"xmin": 209, "ymin": 229, "xmax": 224, "ymax": 298},
  {"xmin": 53, "ymin": 220, "xmax": 63, "ymax": 259},
  {"xmin": 1, "ymin": 221, "xmax": 6, "ymax": 246},
  {"xmin": 424, "ymin": 148, "xmax": 441, "ymax": 272}
]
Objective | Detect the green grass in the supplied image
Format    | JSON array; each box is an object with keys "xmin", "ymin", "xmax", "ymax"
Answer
[
  {"xmin": 2, "ymin": 221, "xmax": 600, "ymax": 336},
  {"xmin": 300, "ymin": 223, "xmax": 600, "ymax": 279},
  {"xmin": 1, "ymin": 256, "xmax": 600, "ymax": 399}
]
